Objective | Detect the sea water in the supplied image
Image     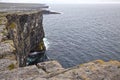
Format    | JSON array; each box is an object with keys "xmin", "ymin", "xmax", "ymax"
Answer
[{"xmin": 43, "ymin": 4, "xmax": 120, "ymax": 68}]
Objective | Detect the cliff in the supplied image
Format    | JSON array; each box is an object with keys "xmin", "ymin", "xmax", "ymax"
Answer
[
  {"xmin": 0, "ymin": 11, "xmax": 120, "ymax": 80},
  {"xmin": 0, "ymin": 3, "xmax": 120, "ymax": 80},
  {"xmin": 0, "ymin": 11, "xmax": 46, "ymax": 67}
]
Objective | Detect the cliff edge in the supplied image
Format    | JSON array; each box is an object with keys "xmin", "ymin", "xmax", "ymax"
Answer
[{"xmin": 0, "ymin": 59, "xmax": 120, "ymax": 80}]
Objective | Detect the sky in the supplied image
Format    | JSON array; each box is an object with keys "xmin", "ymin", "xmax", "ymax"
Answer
[{"xmin": 0, "ymin": 0, "xmax": 120, "ymax": 4}]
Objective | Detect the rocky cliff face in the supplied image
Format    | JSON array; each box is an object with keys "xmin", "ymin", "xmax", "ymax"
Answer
[
  {"xmin": 0, "ymin": 15, "xmax": 15, "ymax": 60},
  {"xmin": 0, "ymin": 11, "xmax": 46, "ymax": 67}
]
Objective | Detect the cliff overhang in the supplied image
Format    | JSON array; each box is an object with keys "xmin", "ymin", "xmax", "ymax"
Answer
[{"xmin": 0, "ymin": 7, "xmax": 47, "ymax": 67}]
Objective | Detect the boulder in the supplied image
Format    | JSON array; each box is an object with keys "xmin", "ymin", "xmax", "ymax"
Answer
[{"xmin": 37, "ymin": 60, "xmax": 64, "ymax": 73}]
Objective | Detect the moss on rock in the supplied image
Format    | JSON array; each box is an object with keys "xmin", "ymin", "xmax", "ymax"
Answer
[
  {"xmin": 9, "ymin": 22, "xmax": 17, "ymax": 29},
  {"xmin": 7, "ymin": 63, "xmax": 15, "ymax": 70},
  {"xmin": 35, "ymin": 40, "xmax": 46, "ymax": 51},
  {"xmin": 93, "ymin": 60, "xmax": 104, "ymax": 64}
]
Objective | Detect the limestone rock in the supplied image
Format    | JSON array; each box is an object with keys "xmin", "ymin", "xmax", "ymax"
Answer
[
  {"xmin": 0, "ymin": 59, "xmax": 16, "ymax": 71},
  {"xmin": 0, "ymin": 16, "xmax": 7, "ymax": 25},
  {"xmin": 6, "ymin": 11, "xmax": 45, "ymax": 67},
  {"xmin": 0, "ymin": 40, "xmax": 15, "ymax": 59},
  {"xmin": 0, "ymin": 18, "xmax": 15, "ymax": 59},
  {"xmin": 25, "ymin": 76, "xmax": 47, "ymax": 80},
  {"xmin": 0, "ymin": 25, "xmax": 8, "ymax": 42},
  {"xmin": 37, "ymin": 60, "xmax": 64, "ymax": 73},
  {"xmin": 0, "ymin": 65, "xmax": 46, "ymax": 80},
  {"xmin": 0, "ymin": 16, "xmax": 8, "ymax": 42},
  {"xmin": 49, "ymin": 60, "xmax": 120, "ymax": 80},
  {"xmin": 0, "ymin": 60, "xmax": 120, "ymax": 80}
]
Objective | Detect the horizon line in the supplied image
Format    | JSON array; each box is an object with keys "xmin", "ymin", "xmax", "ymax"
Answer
[{"xmin": 1, "ymin": 2, "xmax": 120, "ymax": 4}]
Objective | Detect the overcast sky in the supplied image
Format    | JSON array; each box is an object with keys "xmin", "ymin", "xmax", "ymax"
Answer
[{"xmin": 1, "ymin": 0, "xmax": 120, "ymax": 4}]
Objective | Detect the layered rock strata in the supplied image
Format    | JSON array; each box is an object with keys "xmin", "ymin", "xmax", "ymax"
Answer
[{"xmin": 0, "ymin": 11, "xmax": 46, "ymax": 67}]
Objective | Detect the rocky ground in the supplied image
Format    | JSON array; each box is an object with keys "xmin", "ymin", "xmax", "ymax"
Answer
[{"xmin": 0, "ymin": 58, "xmax": 120, "ymax": 80}]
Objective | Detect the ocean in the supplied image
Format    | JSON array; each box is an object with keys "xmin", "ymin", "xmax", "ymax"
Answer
[{"xmin": 43, "ymin": 4, "xmax": 120, "ymax": 68}]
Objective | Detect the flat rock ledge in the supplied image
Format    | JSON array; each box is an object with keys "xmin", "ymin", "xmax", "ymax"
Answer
[{"xmin": 0, "ymin": 60, "xmax": 120, "ymax": 80}]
